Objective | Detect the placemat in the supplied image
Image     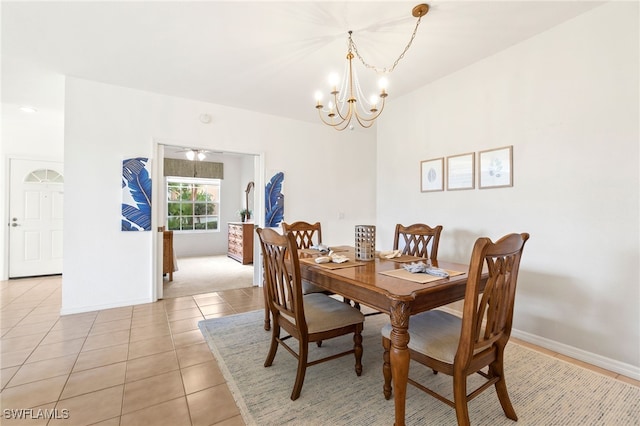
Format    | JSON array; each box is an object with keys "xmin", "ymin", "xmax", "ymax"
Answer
[
  {"xmin": 379, "ymin": 268, "xmax": 466, "ymax": 283},
  {"xmin": 379, "ymin": 255, "xmax": 424, "ymax": 263},
  {"xmin": 299, "ymin": 257, "xmax": 367, "ymax": 270}
]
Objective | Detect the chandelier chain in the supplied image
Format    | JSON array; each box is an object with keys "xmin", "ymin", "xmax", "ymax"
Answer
[{"xmin": 350, "ymin": 14, "xmax": 424, "ymax": 75}]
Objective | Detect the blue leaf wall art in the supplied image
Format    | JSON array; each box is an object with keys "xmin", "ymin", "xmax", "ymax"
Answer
[
  {"xmin": 265, "ymin": 172, "xmax": 284, "ymax": 228},
  {"xmin": 122, "ymin": 157, "xmax": 152, "ymax": 231}
]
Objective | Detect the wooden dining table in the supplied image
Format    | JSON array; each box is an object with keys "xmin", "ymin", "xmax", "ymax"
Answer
[{"xmin": 295, "ymin": 246, "xmax": 484, "ymax": 426}]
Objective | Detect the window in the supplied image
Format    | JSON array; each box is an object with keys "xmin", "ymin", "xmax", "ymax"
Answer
[
  {"xmin": 167, "ymin": 177, "xmax": 220, "ymax": 232},
  {"xmin": 25, "ymin": 169, "xmax": 64, "ymax": 183}
]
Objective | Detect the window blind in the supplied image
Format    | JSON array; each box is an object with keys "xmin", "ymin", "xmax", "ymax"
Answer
[{"xmin": 163, "ymin": 158, "xmax": 224, "ymax": 179}]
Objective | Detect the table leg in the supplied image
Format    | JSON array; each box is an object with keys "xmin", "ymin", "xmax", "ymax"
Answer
[{"xmin": 390, "ymin": 300, "xmax": 411, "ymax": 426}]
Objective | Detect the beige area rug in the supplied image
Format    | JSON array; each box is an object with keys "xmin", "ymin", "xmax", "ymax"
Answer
[
  {"xmin": 163, "ymin": 255, "xmax": 255, "ymax": 298},
  {"xmin": 199, "ymin": 310, "xmax": 640, "ymax": 426}
]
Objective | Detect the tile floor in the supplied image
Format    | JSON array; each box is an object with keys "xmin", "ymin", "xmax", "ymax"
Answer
[{"xmin": 1, "ymin": 276, "xmax": 638, "ymax": 426}]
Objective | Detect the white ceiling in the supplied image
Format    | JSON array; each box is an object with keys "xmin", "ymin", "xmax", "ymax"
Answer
[{"xmin": 2, "ymin": 1, "xmax": 604, "ymax": 125}]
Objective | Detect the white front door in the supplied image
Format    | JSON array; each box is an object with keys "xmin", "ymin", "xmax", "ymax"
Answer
[{"xmin": 9, "ymin": 159, "xmax": 64, "ymax": 278}]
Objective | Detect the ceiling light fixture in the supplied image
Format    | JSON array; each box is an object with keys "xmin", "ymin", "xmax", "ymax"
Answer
[
  {"xmin": 314, "ymin": 3, "xmax": 429, "ymax": 131},
  {"xmin": 185, "ymin": 149, "xmax": 207, "ymax": 161}
]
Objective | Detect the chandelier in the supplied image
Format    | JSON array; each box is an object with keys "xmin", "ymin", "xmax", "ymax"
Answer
[{"xmin": 314, "ymin": 3, "xmax": 429, "ymax": 131}]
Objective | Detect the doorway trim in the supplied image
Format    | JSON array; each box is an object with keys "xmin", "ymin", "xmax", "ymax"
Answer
[
  {"xmin": 151, "ymin": 138, "xmax": 265, "ymax": 302},
  {"xmin": 3, "ymin": 156, "xmax": 64, "ymax": 280}
]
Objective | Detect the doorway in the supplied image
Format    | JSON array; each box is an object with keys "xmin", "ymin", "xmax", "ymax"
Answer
[
  {"xmin": 8, "ymin": 158, "xmax": 64, "ymax": 278},
  {"xmin": 154, "ymin": 143, "xmax": 262, "ymax": 299}
]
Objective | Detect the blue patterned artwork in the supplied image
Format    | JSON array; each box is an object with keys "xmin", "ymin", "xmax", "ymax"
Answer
[
  {"xmin": 265, "ymin": 172, "xmax": 284, "ymax": 228},
  {"xmin": 122, "ymin": 157, "xmax": 152, "ymax": 231}
]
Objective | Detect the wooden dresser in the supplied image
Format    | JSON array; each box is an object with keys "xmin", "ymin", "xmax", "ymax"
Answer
[{"xmin": 228, "ymin": 222, "xmax": 254, "ymax": 265}]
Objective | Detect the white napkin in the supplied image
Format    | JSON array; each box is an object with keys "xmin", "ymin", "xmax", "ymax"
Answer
[
  {"xmin": 330, "ymin": 254, "xmax": 349, "ymax": 264},
  {"xmin": 311, "ymin": 244, "xmax": 330, "ymax": 253},
  {"xmin": 402, "ymin": 261, "xmax": 449, "ymax": 277},
  {"xmin": 314, "ymin": 254, "xmax": 349, "ymax": 264},
  {"xmin": 379, "ymin": 250, "xmax": 402, "ymax": 259}
]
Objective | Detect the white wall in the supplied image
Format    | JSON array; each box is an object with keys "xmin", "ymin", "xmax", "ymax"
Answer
[
  {"xmin": 62, "ymin": 78, "xmax": 376, "ymax": 314},
  {"xmin": 377, "ymin": 2, "xmax": 639, "ymax": 375}
]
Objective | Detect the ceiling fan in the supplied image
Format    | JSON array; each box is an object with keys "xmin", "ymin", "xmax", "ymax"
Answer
[{"xmin": 175, "ymin": 148, "xmax": 210, "ymax": 161}]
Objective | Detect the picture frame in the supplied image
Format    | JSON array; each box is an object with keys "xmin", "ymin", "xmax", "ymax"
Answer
[
  {"xmin": 420, "ymin": 157, "xmax": 444, "ymax": 192},
  {"xmin": 479, "ymin": 146, "xmax": 513, "ymax": 189},
  {"xmin": 446, "ymin": 152, "xmax": 475, "ymax": 191},
  {"xmin": 121, "ymin": 157, "xmax": 152, "ymax": 231}
]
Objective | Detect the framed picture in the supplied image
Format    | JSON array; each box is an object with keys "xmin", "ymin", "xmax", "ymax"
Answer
[
  {"xmin": 479, "ymin": 146, "xmax": 513, "ymax": 189},
  {"xmin": 265, "ymin": 171, "xmax": 284, "ymax": 227},
  {"xmin": 446, "ymin": 153, "xmax": 475, "ymax": 190},
  {"xmin": 121, "ymin": 157, "xmax": 152, "ymax": 231},
  {"xmin": 420, "ymin": 158, "xmax": 444, "ymax": 192}
]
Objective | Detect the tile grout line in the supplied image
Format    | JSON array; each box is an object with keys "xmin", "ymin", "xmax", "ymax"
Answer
[
  {"xmin": 117, "ymin": 305, "xmax": 137, "ymax": 425},
  {"xmin": 2, "ymin": 282, "xmax": 81, "ymax": 393},
  {"xmin": 50, "ymin": 307, "xmax": 101, "ymax": 424}
]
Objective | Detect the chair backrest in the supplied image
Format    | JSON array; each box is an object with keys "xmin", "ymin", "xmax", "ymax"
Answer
[
  {"xmin": 282, "ymin": 221, "xmax": 322, "ymax": 249},
  {"xmin": 256, "ymin": 228, "xmax": 307, "ymax": 332},
  {"xmin": 457, "ymin": 233, "xmax": 529, "ymax": 364},
  {"xmin": 393, "ymin": 223, "xmax": 443, "ymax": 260}
]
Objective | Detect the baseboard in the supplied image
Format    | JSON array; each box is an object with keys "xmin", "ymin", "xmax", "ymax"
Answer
[
  {"xmin": 511, "ymin": 328, "xmax": 640, "ymax": 380},
  {"xmin": 437, "ymin": 306, "xmax": 640, "ymax": 381},
  {"xmin": 60, "ymin": 297, "xmax": 154, "ymax": 316}
]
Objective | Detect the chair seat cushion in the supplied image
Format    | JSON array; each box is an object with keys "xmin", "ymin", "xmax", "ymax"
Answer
[
  {"xmin": 288, "ymin": 293, "xmax": 364, "ymax": 333},
  {"xmin": 381, "ymin": 310, "xmax": 463, "ymax": 364}
]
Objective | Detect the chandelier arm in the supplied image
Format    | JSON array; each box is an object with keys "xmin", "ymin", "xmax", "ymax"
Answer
[
  {"xmin": 328, "ymin": 112, "xmax": 354, "ymax": 131},
  {"xmin": 317, "ymin": 103, "xmax": 357, "ymax": 130},
  {"xmin": 354, "ymin": 108, "xmax": 383, "ymax": 126},
  {"xmin": 353, "ymin": 113, "xmax": 377, "ymax": 129},
  {"xmin": 333, "ymin": 96, "xmax": 351, "ymax": 122},
  {"xmin": 355, "ymin": 97, "xmax": 386, "ymax": 123},
  {"xmin": 317, "ymin": 109, "xmax": 347, "ymax": 128},
  {"xmin": 335, "ymin": 119, "xmax": 354, "ymax": 131},
  {"xmin": 334, "ymin": 109, "xmax": 350, "ymax": 122}
]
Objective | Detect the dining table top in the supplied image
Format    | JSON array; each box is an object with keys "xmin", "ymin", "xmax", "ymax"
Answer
[{"xmin": 297, "ymin": 245, "xmax": 475, "ymax": 311}]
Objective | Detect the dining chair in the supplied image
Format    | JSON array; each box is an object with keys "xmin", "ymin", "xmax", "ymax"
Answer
[
  {"xmin": 282, "ymin": 221, "xmax": 322, "ymax": 249},
  {"xmin": 282, "ymin": 220, "xmax": 353, "ymax": 302},
  {"xmin": 393, "ymin": 223, "xmax": 443, "ymax": 260},
  {"xmin": 263, "ymin": 221, "xmax": 328, "ymax": 330},
  {"xmin": 381, "ymin": 232, "xmax": 530, "ymax": 426},
  {"xmin": 257, "ymin": 227, "xmax": 364, "ymax": 400},
  {"xmin": 281, "ymin": 221, "xmax": 327, "ymax": 297},
  {"xmin": 282, "ymin": 221, "xmax": 328, "ymax": 293}
]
